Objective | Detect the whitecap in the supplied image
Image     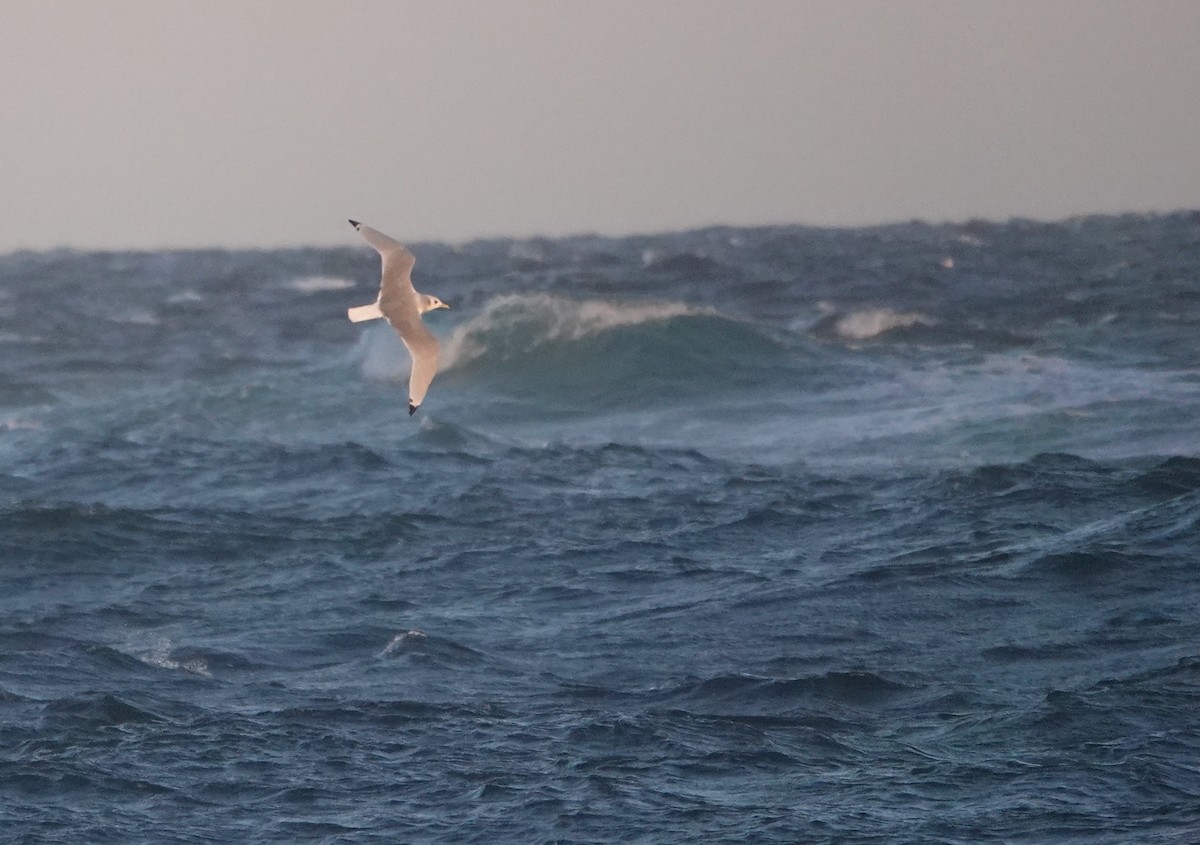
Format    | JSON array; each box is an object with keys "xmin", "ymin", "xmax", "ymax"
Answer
[
  {"xmin": 132, "ymin": 638, "xmax": 212, "ymax": 677},
  {"xmin": 439, "ymin": 293, "xmax": 713, "ymax": 371},
  {"xmin": 379, "ymin": 630, "xmax": 427, "ymax": 656},
  {"xmin": 834, "ymin": 308, "xmax": 934, "ymax": 341},
  {"xmin": 288, "ymin": 275, "xmax": 355, "ymax": 293},
  {"xmin": 166, "ymin": 289, "xmax": 204, "ymax": 305},
  {"xmin": 109, "ymin": 308, "xmax": 160, "ymax": 326}
]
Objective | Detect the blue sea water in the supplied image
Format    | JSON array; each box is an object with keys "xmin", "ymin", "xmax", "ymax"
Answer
[{"xmin": 2, "ymin": 213, "xmax": 1199, "ymax": 843}]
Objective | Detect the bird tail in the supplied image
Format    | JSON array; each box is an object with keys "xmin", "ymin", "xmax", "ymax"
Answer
[{"xmin": 347, "ymin": 303, "xmax": 384, "ymax": 323}]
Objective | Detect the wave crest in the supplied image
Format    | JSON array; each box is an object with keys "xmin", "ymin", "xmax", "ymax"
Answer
[
  {"xmin": 440, "ymin": 294, "xmax": 714, "ymax": 371},
  {"xmin": 829, "ymin": 308, "xmax": 935, "ymax": 341},
  {"xmin": 357, "ymin": 293, "xmax": 792, "ymax": 408}
]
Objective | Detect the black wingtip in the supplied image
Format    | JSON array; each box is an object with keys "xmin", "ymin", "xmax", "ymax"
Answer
[
  {"xmin": 408, "ymin": 402, "xmax": 418, "ymax": 416},
  {"xmin": 348, "ymin": 219, "xmax": 360, "ymax": 229}
]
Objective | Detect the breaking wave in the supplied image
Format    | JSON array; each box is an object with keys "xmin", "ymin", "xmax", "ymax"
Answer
[
  {"xmin": 361, "ymin": 293, "xmax": 790, "ymax": 406},
  {"xmin": 438, "ymin": 294, "xmax": 716, "ymax": 370}
]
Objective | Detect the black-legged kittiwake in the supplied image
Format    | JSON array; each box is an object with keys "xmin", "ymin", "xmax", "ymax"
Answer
[{"xmin": 346, "ymin": 219, "xmax": 449, "ymax": 415}]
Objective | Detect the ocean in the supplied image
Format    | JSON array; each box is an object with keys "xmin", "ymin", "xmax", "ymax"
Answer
[{"xmin": 2, "ymin": 212, "xmax": 1198, "ymax": 843}]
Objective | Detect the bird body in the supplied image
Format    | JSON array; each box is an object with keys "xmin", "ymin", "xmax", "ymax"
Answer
[{"xmin": 346, "ymin": 219, "xmax": 448, "ymax": 415}]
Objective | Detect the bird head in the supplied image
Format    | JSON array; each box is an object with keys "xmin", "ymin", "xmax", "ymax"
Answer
[{"xmin": 420, "ymin": 294, "xmax": 450, "ymax": 314}]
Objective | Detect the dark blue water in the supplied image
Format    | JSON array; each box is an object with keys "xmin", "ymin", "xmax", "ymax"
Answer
[{"xmin": 2, "ymin": 213, "xmax": 1199, "ymax": 843}]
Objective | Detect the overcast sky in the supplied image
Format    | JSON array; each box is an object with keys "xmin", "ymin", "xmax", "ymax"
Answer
[{"xmin": 2, "ymin": 0, "xmax": 1198, "ymax": 251}]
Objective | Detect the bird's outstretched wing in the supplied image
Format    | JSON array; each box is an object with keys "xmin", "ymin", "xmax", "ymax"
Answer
[
  {"xmin": 347, "ymin": 219, "xmax": 437, "ymax": 414},
  {"xmin": 349, "ymin": 219, "xmax": 417, "ymax": 302},
  {"xmin": 390, "ymin": 311, "xmax": 439, "ymax": 415}
]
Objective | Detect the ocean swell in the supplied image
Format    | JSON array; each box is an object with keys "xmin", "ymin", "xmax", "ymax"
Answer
[{"xmin": 362, "ymin": 293, "xmax": 789, "ymax": 407}]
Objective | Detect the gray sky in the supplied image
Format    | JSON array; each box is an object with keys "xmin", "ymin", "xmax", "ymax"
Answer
[{"xmin": 2, "ymin": 0, "xmax": 1198, "ymax": 251}]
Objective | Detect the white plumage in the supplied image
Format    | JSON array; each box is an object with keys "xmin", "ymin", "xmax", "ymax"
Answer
[{"xmin": 346, "ymin": 220, "xmax": 449, "ymax": 415}]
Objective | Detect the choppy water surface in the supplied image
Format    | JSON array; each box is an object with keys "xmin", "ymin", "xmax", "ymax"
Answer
[{"xmin": 2, "ymin": 213, "xmax": 1199, "ymax": 842}]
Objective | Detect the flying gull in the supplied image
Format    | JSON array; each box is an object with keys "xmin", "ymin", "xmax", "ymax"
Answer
[{"xmin": 346, "ymin": 220, "xmax": 449, "ymax": 415}]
